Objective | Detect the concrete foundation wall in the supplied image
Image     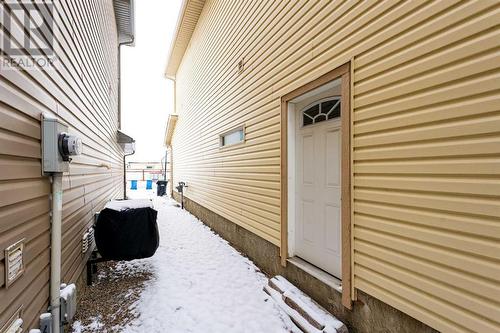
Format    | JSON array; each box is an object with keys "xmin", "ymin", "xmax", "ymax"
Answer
[{"xmin": 173, "ymin": 192, "xmax": 437, "ymax": 333}]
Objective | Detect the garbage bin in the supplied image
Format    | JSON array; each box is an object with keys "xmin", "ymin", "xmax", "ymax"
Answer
[
  {"xmin": 156, "ymin": 180, "xmax": 168, "ymax": 196},
  {"xmin": 130, "ymin": 180, "xmax": 137, "ymax": 190},
  {"xmin": 146, "ymin": 179, "xmax": 153, "ymax": 190}
]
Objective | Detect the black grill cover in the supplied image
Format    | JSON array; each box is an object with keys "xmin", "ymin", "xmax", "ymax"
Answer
[{"xmin": 95, "ymin": 207, "xmax": 159, "ymax": 261}]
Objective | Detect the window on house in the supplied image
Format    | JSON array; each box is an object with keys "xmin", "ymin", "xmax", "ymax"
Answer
[
  {"xmin": 220, "ymin": 126, "xmax": 245, "ymax": 147},
  {"xmin": 302, "ymin": 97, "xmax": 341, "ymax": 127}
]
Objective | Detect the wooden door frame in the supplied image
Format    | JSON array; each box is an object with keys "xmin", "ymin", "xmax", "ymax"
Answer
[{"xmin": 280, "ymin": 62, "xmax": 352, "ymax": 309}]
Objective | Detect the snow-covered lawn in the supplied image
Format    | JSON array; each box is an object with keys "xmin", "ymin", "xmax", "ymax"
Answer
[{"xmin": 75, "ymin": 188, "xmax": 293, "ymax": 332}]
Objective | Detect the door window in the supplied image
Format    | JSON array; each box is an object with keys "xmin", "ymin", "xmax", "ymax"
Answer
[{"xmin": 302, "ymin": 97, "xmax": 341, "ymax": 127}]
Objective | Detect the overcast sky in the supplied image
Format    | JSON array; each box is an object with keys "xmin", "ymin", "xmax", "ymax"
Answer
[{"xmin": 121, "ymin": 0, "xmax": 183, "ymax": 162}]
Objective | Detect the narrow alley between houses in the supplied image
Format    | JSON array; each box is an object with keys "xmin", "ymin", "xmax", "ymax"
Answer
[
  {"xmin": 2, "ymin": 1, "xmax": 498, "ymax": 332},
  {"xmin": 71, "ymin": 189, "xmax": 294, "ymax": 333}
]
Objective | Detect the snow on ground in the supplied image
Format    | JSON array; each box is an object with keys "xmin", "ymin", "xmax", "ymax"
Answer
[
  {"xmin": 72, "ymin": 317, "xmax": 104, "ymax": 333},
  {"xmin": 99, "ymin": 186, "xmax": 294, "ymax": 332}
]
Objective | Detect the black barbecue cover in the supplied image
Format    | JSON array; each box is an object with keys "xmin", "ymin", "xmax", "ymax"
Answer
[{"xmin": 94, "ymin": 207, "xmax": 159, "ymax": 261}]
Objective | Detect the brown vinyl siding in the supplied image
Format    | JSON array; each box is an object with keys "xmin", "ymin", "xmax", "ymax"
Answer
[
  {"xmin": 170, "ymin": 0, "xmax": 500, "ymax": 332},
  {"xmin": 0, "ymin": 0, "xmax": 123, "ymax": 330}
]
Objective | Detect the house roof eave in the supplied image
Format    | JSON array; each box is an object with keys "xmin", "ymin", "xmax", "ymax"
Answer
[{"xmin": 164, "ymin": 0, "xmax": 206, "ymax": 79}]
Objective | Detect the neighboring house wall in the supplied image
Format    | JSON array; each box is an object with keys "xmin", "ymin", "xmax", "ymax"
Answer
[
  {"xmin": 170, "ymin": 1, "xmax": 500, "ymax": 333},
  {"xmin": 1, "ymin": 1, "xmax": 123, "ymax": 330}
]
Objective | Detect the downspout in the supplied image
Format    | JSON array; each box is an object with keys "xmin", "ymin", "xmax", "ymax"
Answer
[
  {"xmin": 123, "ymin": 149, "xmax": 135, "ymax": 199},
  {"xmin": 123, "ymin": 160, "xmax": 126, "ymax": 198},
  {"xmin": 169, "ymin": 145, "xmax": 174, "ymax": 197},
  {"xmin": 50, "ymin": 173, "xmax": 63, "ymax": 333},
  {"xmin": 118, "ymin": 47, "xmax": 122, "ymax": 131},
  {"xmin": 119, "ymin": 46, "xmax": 127, "ymax": 199},
  {"xmin": 164, "ymin": 150, "xmax": 168, "ymax": 181},
  {"xmin": 118, "ymin": 36, "xmax": 135, "ymax": 199},
  {"xmin": 169, "ymin": 79, "xmax": 176, "ymax": 197}
]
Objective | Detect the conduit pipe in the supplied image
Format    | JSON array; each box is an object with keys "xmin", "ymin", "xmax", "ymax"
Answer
[
  {"xmin": 50, "ymin": 173, "xmax": 63, "ymax": 333},
  {"xmin": 43, "ymin": 115, "xmax": 82, "ymax": 332}
]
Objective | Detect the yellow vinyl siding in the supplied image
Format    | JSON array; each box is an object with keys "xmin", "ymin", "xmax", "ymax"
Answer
[
  {"xmin": 172, "ymin": 0, "xmax": 500, "ymax": 332},
  {"xmin": 351, "ymin": 4, "xmax": 500, "ymax": 330},
  {"xmin": 0, "ymin": 0, "xmax": 122, "ymax": 329}
]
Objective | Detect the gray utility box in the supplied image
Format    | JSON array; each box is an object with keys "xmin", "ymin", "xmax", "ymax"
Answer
[{"xmin": 42, "ymin": 116, "xmax": 69, "ymax": 174}]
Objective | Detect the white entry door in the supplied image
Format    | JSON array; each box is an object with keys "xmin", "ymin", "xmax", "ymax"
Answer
[{"xmin": 295, "ymin": 102, "xmax": 342, "ymax": 278}]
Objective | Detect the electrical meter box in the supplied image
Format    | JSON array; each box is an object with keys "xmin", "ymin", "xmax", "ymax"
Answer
[{"xmin": 42, "ymin": 116, "xmax": 69, "ymax": 174}]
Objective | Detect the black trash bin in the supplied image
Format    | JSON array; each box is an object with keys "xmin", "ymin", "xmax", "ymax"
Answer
[{"xmin": 156, "ymin": 180, "xmax": 168, "ymax": 196}]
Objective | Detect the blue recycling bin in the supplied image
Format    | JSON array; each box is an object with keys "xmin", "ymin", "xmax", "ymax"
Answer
[
  {"xmin": 130, "ymin": 180, "xmax": 137, "ymax": 190},
  {"xmin": 146, "ymin": 180, "xmax": 153, "ymax": 190}
]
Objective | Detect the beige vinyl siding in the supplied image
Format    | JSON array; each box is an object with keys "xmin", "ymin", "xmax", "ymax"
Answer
[
  {"xmin": 0, "ymin": 0, "xmax": 123, "ymax": 330},
  {"xmin": 171, "ymin": 0, "xmax": 500, "ymax": 332},
  {"xmin": 165, "ymin": 0, "xmax": 206, "ymax": 78},
  {"xmin": 351, "ymin": 3, "xmax": 500, "ymax": 331}
]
